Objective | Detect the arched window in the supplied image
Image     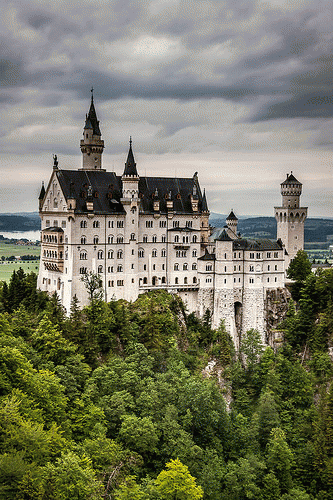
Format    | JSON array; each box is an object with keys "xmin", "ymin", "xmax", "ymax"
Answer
[
  {"xmin": 117, "ymin": 235, "xmax": 124, "ymax": 243},
  {"xmin": 184, "ymin": 277, "xmax": 188, "ymax": 284},
  {"xmin": 152, "ymin": 249, "xmax": 157, "ymax": 257},
  {"xmin": 192, "ymin": 235, "xmax": 197, "ymax": 243},
  {"xmin": 130, "ymin": 233, "xmax": 135, "ymax": 240},
  {"xmin": 193, "ymin": 276, "xmax": 197, "ymax": 283},
  {"xmin": 192, "ymin": 263, "xmax": 197, "ymax": 270},
  {"xmin": 183, "ymin": 263, "xmax": 188, "ymax": 270},
  {"xmin": 108, "ymin": 235, "xmax": 114, "ymax": 244},
  {"xmin": 98, "ymin": 265, "xmax": 103, "ymax": 273},
  {"xmin": 175, "ymin": 277, "xmax": 179, "ymax": 284},
  {"xmin": 93, "ymin": 220, "xmax": 100, "ymax": 228},
  {"xmin": 152, "ymin": 235, "xmax": 157, "ymax": 243},
  {"xmin": 117, "ymin": 265, "xmax": 123, "ymax": 272},
  {"xmin": 161, "ymin": 249, "xmax": 166, "ymax": 257},
  {"xmin": 143, "ymin": 235, "xmax": 148, "ymax": 243},
  {"xmin": 162, "ymin": 276, "xmax": 166, "ymax": 284},
  {"xmin": 138, "ymin": 248, "xmax": 144, "ymax": 258},
  {"xmin": 174, "ymin": 263, "xmax": 179, "ymax": 271},
  {"xmin": 143, "ymin": 277, "xmax": 147, "ymax": 284},
  {"xmin": 117, "ymin": 250, "xmax": 123, "ymax": 259},
  {"xmin": 108, "ymin": 250, "xmax": 114, "ymax": 259},
  {"xmin": 93, "ymin": 236, "xmax": 99, "ymax": 244},
  {"xmin": 79, "ymin": 267, "xmax": 87, "ymax": 274},
  {"xmin": 80, "ymin": 251, "xmax": 87, "ymax": 260},
  {"xmin": 97, "ymin": 250, "xmax": 103, "ymax": 259},
  {"xmin": 174, "ymin": 235, "xmax": 179, "ymax": 243},
  {"xmin": 80, "ymin": 220, "xmax": 87, "ymax": 228}
]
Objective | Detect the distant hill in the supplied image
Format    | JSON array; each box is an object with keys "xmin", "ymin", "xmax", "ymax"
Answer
[
  {"xmin": 0, "ymin": 213, "xmax": 40, "ymax": 232},
  {"xmin": 210, "ymin": 215, "xmax": 333, "ymax": 243},
  {"xmin": 0, "ymin": 212, "xmax": 333, "ymax": 244}
]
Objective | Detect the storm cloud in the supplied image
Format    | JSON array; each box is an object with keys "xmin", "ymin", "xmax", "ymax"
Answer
[{"xmin": 1, "ymin": 0, "xmax": 333, "ymax": 215}]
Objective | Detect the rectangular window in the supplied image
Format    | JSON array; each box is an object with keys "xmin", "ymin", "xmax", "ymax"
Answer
[
  {"xmin": 46, "ymin": 220, "xmax": 50, "ymax": 227},
  {"xmin": 108, "ymin": 280, "xmax": 114, "ymax": 287},
  {"xmin": 117, "ymin": 221, "xmax": 124, "ymax": 228},
  {"xmin": 268, "ymin": 265, "xmax": 270, "ymax": 271},
  {"xmin": 108, "ymin": 221, "xmax": 114, "ymax": 228},
  {"xmin": 249, "ymin": 265, "xmax": 254, "ymax": 272},
  {"xmin": 162, "ymin": 235, "xmax": 166, "ymax": 242},
  {"xmin": 117, "ymin": 280, "xmax": 124, "ymax": 286},
  {"xmin": 249, "ymin": 278, "xmax": 254, "ymax": 283},
  {"xmin": 53, "ymin": 220, "xmax": 58, "ymax": 227},
  {"xmin": 146, "ymin": 221, "xmax": 153, "ymax": 228},
  {"xmin": 267, "ymin": 252, "xmax": 271, "ymax": 258},
  {"xmin": 250, "ymin": 253, "xmax": 254, "ymax": 259},
  {"xmin": 256, "ymin": 253, "xmax": 261, "ymax": 259},
  {"xmin": 159, "ymin": 220, "xmax": 167, "ymax": 228},
  {"xmin": 275, "ymin": 265, "xmax": 278, "ymax": 271},
  {"xmin": 61, "ymin": 221, "xmax": 66, "ymax": 228},
  {"xmin": 144, "ymin": 264, "xmax": 147, "ymax": 271},
  {"xmin": 274, "ymin": 252, "xmax": 279, "ymax": 258},
  {"xmin": 173, "ymin": 221, "xmax": 180, "ymax": 228}
]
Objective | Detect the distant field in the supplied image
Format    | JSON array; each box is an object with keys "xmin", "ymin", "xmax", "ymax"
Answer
[
  {"xmin": 0, "ymin": 261, "xmax": 40, "ymax": 282},
  {"xmin": 0, "ymin": 242, "xmax": 40, "ymax": 258}
]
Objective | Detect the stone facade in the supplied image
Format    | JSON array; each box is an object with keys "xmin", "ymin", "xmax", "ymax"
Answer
[{"xmin": 37, "ymin": 97, "xmax": 307, "ymax": 347}]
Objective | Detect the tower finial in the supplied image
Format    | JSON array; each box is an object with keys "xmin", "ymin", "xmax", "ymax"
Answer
[
  {"xmin": 129, "ymin": 136, "xmax": 132, "ymax": 147},
  {"xmin": 91, "ymin": 87, "xmax": 94, "ymax": 102}
]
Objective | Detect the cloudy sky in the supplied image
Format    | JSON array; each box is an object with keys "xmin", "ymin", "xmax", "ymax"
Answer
[{"xmin": 1, "ymin": 0, "xmax": 333, "ymax": 216}]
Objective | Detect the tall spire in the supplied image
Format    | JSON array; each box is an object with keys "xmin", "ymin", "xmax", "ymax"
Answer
[
  {"xmin": 123, "ymin": 137, "xmax": 138, "ymax": 176},
  {"xmin": 201, "ymin": 188, "xmax": 208, "ymax": 212},
  {"xmin": 84, "ymin": 89, "xmax": 101, "ymax": 136},
  {"xmin": 80, "ymin": 94, "xmax": 104, "ymax": 170}
]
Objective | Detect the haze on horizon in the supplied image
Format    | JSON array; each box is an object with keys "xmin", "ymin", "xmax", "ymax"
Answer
[{"xmin": 1, "ymin": 0, "xmax": 333, "ymax": 217}]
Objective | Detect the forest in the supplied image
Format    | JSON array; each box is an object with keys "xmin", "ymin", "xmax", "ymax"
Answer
[{"xmin": 0, "ymin": 251, "xmax": 333, "ymax": 499}]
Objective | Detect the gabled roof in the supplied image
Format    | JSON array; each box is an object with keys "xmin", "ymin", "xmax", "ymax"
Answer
[
  {"xmin": 210, "ymin": 228, "xmax": 233, "ymax": 242},
  {"xmin": 54, "ymin": 170, "xmax": 208, "ymax": 215}
]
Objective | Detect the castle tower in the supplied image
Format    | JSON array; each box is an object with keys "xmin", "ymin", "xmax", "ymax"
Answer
[
  {"xmin": 121, "ymin": 138, "xmax": 140, "ymax": 302},
  {"xmin": 275, "ymin": 172, "xmax": 307, "ymax": 263},
  {"xmin": 79, "ymin": 93, "xmax": 105, "ymax": 170},
  {"xmin": 226, "ymin": 210, "xmax": 238, "ymax": 239}
]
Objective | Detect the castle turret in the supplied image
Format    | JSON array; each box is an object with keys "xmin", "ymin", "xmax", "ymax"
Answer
[
  {"xmin": 226, "ymin": 210, "xmax": 238, "ymax": 239},
  {"xmin": 275, "ymin": 172, "xmax": 307, "ymax": 263},
  {"xmin": 79, "ymin": 93, "xmax": 105, "ymax": 170}
]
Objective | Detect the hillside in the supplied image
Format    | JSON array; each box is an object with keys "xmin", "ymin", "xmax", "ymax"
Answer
[{"xmin": 210, "ymin": 214, "xmax": 333, "ymax": 243}]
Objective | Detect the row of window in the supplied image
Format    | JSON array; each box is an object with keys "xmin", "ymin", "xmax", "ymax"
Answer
[
  {"xmin": 222, "ymin": 251, "xmax": 280, "ymax": 260},
  {"xmin": 174, "ymin": 263, "xmax": 197, "ymax": 271},
  {"xmin": 45, "ymin": 220, "xmax": 66, "ymax": 229},
  {"xmin": 204, "ymin": 276, "xmax": 279, "ymax": 284},
  {"xmin": 80, "ymin": 220, "xmax": 125, "ymax": 229},
  {"xmin": 43, "ymin": 250, "xmax": 63, "ymax": 259},
  {"xmin": 43, "ymin": 234, "xmax": 63, "ymax": 243}
]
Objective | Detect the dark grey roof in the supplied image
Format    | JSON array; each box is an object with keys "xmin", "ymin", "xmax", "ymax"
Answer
[
  {"xmin": 226, "ymin": 210, "xmax": 238, "ymax": 221},
  {"xmin": 123, "ymin": 142, "xmax": 138, "ymax": 176},
  {"xmin": 39, "ymin": 183, "xmax": 45, "ymax": 200},
  {"xmin": 232, "ymin": 238, "xmax": 283, "ymax": 251},
  {"xmin": 85, "ymin": 97, "xmax": 101, "ymax": 136},
  {"xmin": 198, "ymin": 252, "xmax": 216, "ymax": 261},
  {"xmin": 281, "ymin": 173, "xmax": 301, "ymax": 185},
  {"xmin": 55, "ymin": 170, "xmax": 208, "ymax": 215},
  {"xmin": 201, "ymin": 189, "xmax": 208, "ymax": 212},
  {"xmin": 42, "ymin": 226, "xmax": 64, "ymax": 232},
  {"xmin": 210, "ymin": 228, "xmax": 233, "ymax": 241}
]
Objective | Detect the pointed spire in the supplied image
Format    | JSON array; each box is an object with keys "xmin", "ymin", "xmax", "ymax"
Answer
[
  {"xmin": 38, "ymin": 181, "xmax": 45, "ymax": 200},
  {"xmin": 201, "ymin": 188, "xmax": 208, "ymax": 212},
  {"xmin": 226, "ymin": 209, "xmax": 238, "ymax": 221},
  {"xmin": 123, "ymin": 137, "xmax": 138, "ymax": 176},
  {"xmin": 85, "ymin": 91, "xmax": 101, "ymax": 135}
]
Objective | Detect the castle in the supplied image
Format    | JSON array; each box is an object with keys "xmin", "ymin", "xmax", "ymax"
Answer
[{"xmin": 37, "ymin": 96, "xmax": 307, "ymax": 344}]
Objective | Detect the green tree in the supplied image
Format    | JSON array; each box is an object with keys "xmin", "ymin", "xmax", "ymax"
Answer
[
  {"xmin": 118, "ymin": 415, "xmax": 159, "ymax": 456},
  {"xmin": 287, "ymin": 250, "xmax": 312, "ymax": 302},
  {"xmin": 266, "ymin": 428, "xmax": 294, "ymax": 493},
  {"xmin": 155, "ymin": 458, "xmax": 203, "ymax": 500},
  {"xmin": 81, "ymin": 271, "xmax": 103, "ymax": 302},
  {"xmin": 114, "ymin": 475, "xmax": 146, "ymax": 500},
  {"xmin": 262, "ymin": 472, "xmax": 280, "ymax": 500}
]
